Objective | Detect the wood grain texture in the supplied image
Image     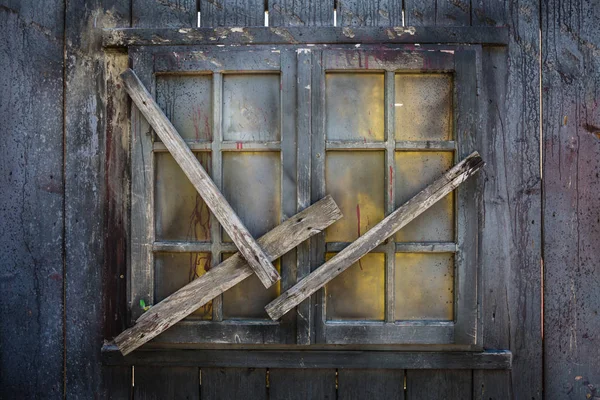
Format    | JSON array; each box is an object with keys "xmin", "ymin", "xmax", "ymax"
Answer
[
  {"xmin": 114, "ymin": 196, "xmax": 342, "ymax": 355},
  {"xmin": 0, "ymin": 2, "xmax": 64, "ymax": 398},
  {"xmin": 134, "ymin": 366, "xmax": 199, "ymax": 399},
  {"xmin": 338, "ymin": 369, "xmax": 405, "ymax": 400},
  {"xmin": 404, "ymin": 0, "xmax": 470, "ymax": 26},
  {"xmin": 266, "ymin": 152, "xmax": 485, "ymax": 320},
  {"xmin": 406, "ymin": 369, "xmax": 471, "ymax": 400},
  {"xmin": 268, "ymin": 0, "xmax": 334, "ymax": 27},
  {"xmin": 337, "ymin": 0, "xmax": 402, "ymax": 26},
  {"xmin": 121, "ymin": 68, "xmax": 280, "ymax": 288},
  {"xmin": 542, "ymin": 0, "xmax": 600, "ymax": 398},
  {"xmin": 201, "ymin": 368, "xmax": 267, "ymax": 400},
  {"xmin": 132, "ymin": 0, "xmax": 196, "ymax": 28},
  {"xmin": 269, "ymin": 369, "xmax": 336, "ymax": 400},
  {"xmin": 200, "ymin": 0, "xmax": 264, "ymax": 27},
  {"xmin": 102, "ymin": 366, "xmax": 132, "ymax": 399}
]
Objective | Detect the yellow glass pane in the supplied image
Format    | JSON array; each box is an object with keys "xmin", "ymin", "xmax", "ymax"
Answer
[
  {"xmin": 156, "ymin": 75, "xmax": 213, "ymax": 141},
  {"xmin": 326, "ymin": 253, "xmax": 385, "ymax": 321},
  {"xmin": 155, "ymin": 252, "xmax": 212, "ymax": 319},
  {"xmin": 222, "ymin": 74, "xmax": 281, "ymax": 141},
  {"xmin": 395, "ymin": 74, "xmax": 453, "ymax": 141},
  {"xmin": 394, "ymin": 253, "xmax": 454, "ymax": 321},
  {"xmin": 395, "ymin": 152, "xmax": 454, "ymax": 242},
  {"xmin": 155, "ymin": 152, "xmax": 212, "ymax": 241},
  {"xmin": 326, "ymin": 151, "xmax": 385, "ymax": 242},
  {"xmin": 222, "ymin": 253, "xmax": 281, "ymax": 319},
  {"xmin": 326, "ymin": 73, "xmax": 385, "ymax": 141},
  {"xmin": 222, "ymin": 152, "xmax": 281, "ymax": 242}
]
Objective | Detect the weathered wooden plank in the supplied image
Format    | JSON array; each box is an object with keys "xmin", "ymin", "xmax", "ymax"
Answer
[
  {"xmin": 269, "ymin": 0, "xmax": 334, "ymax": 27},
  {"xmin": 121, "ymin": 68, "xmax": 280, "ymax": 288},
  {"xmin": 337, "ymin": 0, "xmax": 402, "ymax": 26},
  {"xmin": 102, "ymin": 366, "xmax": 132, "ymax": 400},
  {"xmin": 201, "ymin": 368, "xmax": 267, "ymax": 400},
  {"xmin": 338, "ymin": 369, "xmax": 405, "ymax": 400},
  {"xmin": 542, "ymin": 0, "xmax": 600, "ymax": 399},
  {"xmin": 269, "ymin": 369, "xmax": 336, "ymax": 400},
  {"xmin": 0, "ymin": 2, "xmax": 64, "ymax": 398},
  {"xmin": 134, "ymin": 366, "xmax": 199, "ymax": 399},
  {"xmin": 404, "ymin": 0, "xmax": 470, "ymax": 26},
  {"xmin": 472, "ymin": 370, "xmax": 510, "ymax": 400},
  {"xmin": 200, "ymin": 0, "xmax": 264, "ymax": 27},
  {"xmin": 406, "ymin": 370, "xmax": 472, "ymax": 400},
  {"xmin": 113, "ymin": 195, "xmax": 342, "ymax": 355},
  {"xmin": 103, "ymin": 26, "xmax": 510, "ymax": 47},
  {"xmin": 132, "ymin": 0, "xmax": 196, "ymax": 28},
  {"xmin": 266, "ymin": 152, "xmax": 485, "ymax": 320}
]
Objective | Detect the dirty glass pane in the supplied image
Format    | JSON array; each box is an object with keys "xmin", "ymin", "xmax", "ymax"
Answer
[
  {"xmin": 326, "ymin": 253, "xmax": 385, "ymax": 321},
  {"xmin": 326, "ymin": 73, "xmax": 385, "ymax": 141},
  {"xmin": 222, "ymin": 152, "xmax": 281, "ymax": 242},
  {"xmin": 222, "ymin": 253, "xmax": 281, "ymax": 319},
  {"xmin": 155, "ymin": 152, "xmax": 212, "ymax": 241},
  {"xmin": 325, "ymin": 151, "xmax": 385, "ymax": 242},
  {"xmin": 156, "ymin": 75, "xmax": 213, "ymax": 141},
  {"xmin": 395, "ymin": 152, "xmax": 454, "ymax": 242},
  {"xmin": 154, "ymin": 252, "xmax": 212, "ymax": 319},
  {"xmin": 222, "ymin": 74, "xmax": 281, "ymax": 141},
  {"xmin": 395, "ymin": 74, "xmax": 453, "ymax": 141},
  {"xmin": 394, "ymin": 253, "xmax": 454, "ymax": 321}
]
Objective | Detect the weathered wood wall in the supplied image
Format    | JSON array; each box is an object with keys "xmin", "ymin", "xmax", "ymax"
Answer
[{"xmin": 0, "ymin": 0, "xmax": 598, "ymax": 399}]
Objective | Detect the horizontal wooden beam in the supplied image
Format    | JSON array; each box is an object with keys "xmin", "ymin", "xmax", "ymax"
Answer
[
  {"xmin": 121, "ymin": 68, "xmax": 279, "ymax": 288},
  {"xmin": 102, "ymin": 346, "xmax": 512, "ymax": 370},
  {"xmin": 103, "ymin": 27, "xmax": 509, "ymax": 48},
  {"xmin": 113, "ymin": 196, "xmax": 342, "ymax": 355},
  {"xmin": 266, "ymin": 152, "xmax": 485, "ymax": 321}
]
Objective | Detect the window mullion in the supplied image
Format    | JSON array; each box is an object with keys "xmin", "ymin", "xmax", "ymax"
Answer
[
  {"xmin": 210, "ymin": 72, "xmax": 223, "ymax": 322},
  {"xmin": 384, "ymin": 70, "xmax": 396, "ymax": 323}
]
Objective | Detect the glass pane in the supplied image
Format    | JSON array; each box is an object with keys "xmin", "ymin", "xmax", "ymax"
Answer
[
  {"xmin": 222, "ymin": 74, "xmax": 280, "ymax": 141},
  {"xmin": 395, "ymin": 74, "xmax": 453, "ymax": 141},
  {"xmin": 222, "ymin": 253, "xmax": 281, "ymax": 319},
  {"xmin": 155, "ymin": 152, "xmax": 212, "ymax": 241},
  {"xmin": 326, "ymin": 151, "xmax": 385, "ymax": 242},
  {"xmin": 222, "ymin": 152, "xmax": 281, "ymax": 241},
  {"xmin": 395, "ymin": 152, "xmax": 454, "ymax": 242},
  {"xmin": 394, "ymin": 253, "xmax": 454, "ymax": 321},
  {"xmin": 326, "ymin": 73, "xmax": 385, "ymax": 141},
  {"xmin": 155, "ymin": 252, "xmax": 212, "ymax": 319},
  {"xmin": 156, "ymin": 75, "xmax": 213, "ymax": 141},
  {"xmin": 326, "ymin": 253, "xmax": 385, "ymax": 321}
]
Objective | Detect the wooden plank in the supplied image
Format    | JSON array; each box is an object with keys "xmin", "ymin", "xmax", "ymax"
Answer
[
  {"xmin": 121, "ymin": 68, "xmax": 280, "ymax": 288},
  {"xmin": 404, "ymin": 0, "xmax": 470, "ymax": 26},
  {"xmin": 337, "ymin": 0, "xmax": 402, "ymax": 26},
  {"xmin": 266, "ymin": 152, "xmax": 485, "ymax": 320},
  {"xmin": 200, "ymin": 0, "xmax": 264, "ymax": 27},
  {"xmin": 103, "ymin": 26, "xmax": 510, "ymax": 47},
  {"xmin": 201, "ymin": 368, "xmax": 267, "ymax": 400},
  {"xmin": 132, "ymin": 0, "xmax": 196, "ymax": 28},
  {"xmin": 338, "ymin": 369, "xmax": 404, "ymax": 400},
  {"xmin": 0, "ymin": 2, "xmax": 64, "ymax": 398},
  {"xmin": 268, "ymin": 0, "xmax": 334, "ymax": 27},
  {"xmin": 134, "ymin": 366, "xmax": 199, "ymax": 399},
  {"xmin": 269, "ymin": 369, "xmax": 336, "ymax": 400},
  {"xmin": 472, "ymin": 370, "xmax": 510, "ymax": 400},
  {"xmin": 542, "ymin": 0, "xmax": 600, "ymax": 399},
  {"xmin": 102, "ymin": 366, "xmax": 132, "ymax": 400},
  {"xmin": 113, "ymin": 195, "xmax": 342, "ymax": 355},
  {"xmin": 406, "ymin": 370, "xmax": 472, "ymax": 400}
]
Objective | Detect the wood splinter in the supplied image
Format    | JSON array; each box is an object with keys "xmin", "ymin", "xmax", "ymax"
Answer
[
  {"xmin": 114, "ymin": 195, "xmax": 342, "ymax": 355},
  {"xmin": 265, "ymin": 151, "xmax": 485, "ymax": 321},
  {"xmin": 121, "ymin": 68, "xmax": 279, "ymax": 288}
]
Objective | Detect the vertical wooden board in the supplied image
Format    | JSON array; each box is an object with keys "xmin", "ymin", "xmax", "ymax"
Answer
[
  {"xmin": 103, "ymin": 366, "xmax": 133, "ymax": 400},
  {"xmin": 472, "ymin": 370, "xmax": 510, "ymax": 400},
  {"xmin": 338, "ymin": 369, "xmax": 404, "ymax": 400},
  {"xmin": 134, "ymin": 367, "xmax": 199, "ymax": 399},
  {"xmin": 404, "ymin": 0, "xmax": 470, "ymax": 26},
  {"xmin": 269, "ymin": 369, "xmax": 336, "ymax": 400},
  {"xmin": 200, "ymin": 0, "xmax": 264, "ymax": 27},
  {"xmin": 542, "ymin": 0, "xmax": 600, "ymax": 399},
  {"xmin": 132, "ymin": 0, "xmax": 196, "ymax": 28},
  {"xmin": 269, "ymin": 0, "xmax": 334, "ymax": 27},
  {"xmin": 337, "ymin": 0, "xmax": 402, "ymax": 26},
  {"xmin": 0, "ymin": 2, "xmax": 64, "ymax": 398},
  {"xmin": 201, "ymin": 368, "xmax": 267, "ymax": 400},
  {"xmin": 406, "ymin": 370, "xmax": 471, "ymax": 400}
]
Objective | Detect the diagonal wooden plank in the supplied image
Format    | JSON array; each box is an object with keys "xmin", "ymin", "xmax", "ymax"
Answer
[
  {"xmin": 266, "ymin": 152, "xmax": 484, "ymax": 320},
  {"xmin": 121, "ymin": 68, "xmax": 279, "ymax": 288},
  {"xmin": 114, "ymin": 196, "xmax": 342, "ymax": 355}
]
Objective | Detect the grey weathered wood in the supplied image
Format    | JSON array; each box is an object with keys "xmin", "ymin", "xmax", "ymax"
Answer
[
  {"xmin": 266, "ymin": 152, "xmax": 485, "ymax": 321},
  {"xmin": 121, "ymin": 68, "xmax": 280, "ymax": 288},
  {"xmin": 338, "ymin": 369, "xmax": 405, "ymax": 400},
  {"xmin": 473, "ymin": 370, "xmax": 510, "ymax": 400},
  {"xmin": 269, "ymin": 0, "xmax": 334, "ymax": 27},
  {"xmin": 132, "ymin": 0, "xmax": 196, "ymax": 28},
  {"xmin": 384, "ymin": 70, "xmax": 395, "ymax": 323},
  {"xmin": 269, "ymin": 369, "xmax": 336, "ymax": 400},
  {"xmin": 406, "ymin": 369, "xmax": 472, "ymax": 400},
  {"xmin": 337, "ymin": 0, "xmax": 402, "ymax": 27},
  {"xmin": 103, "ymin": 26, "xmax": 510, "ymax": 47},
  {"xmin": 404, "ymin": 0, "xmax": 470, "ymax": 26},
  {"xmin": 542, "ymin": 0, "xmax": 600, "ymax": 398},
  {"xmin": 0, "ymin": 2, "xmax": 64, "ymax": 397},
  {"xmin": 201, "ymin": 368, "xmax": 267, "ymax": 400},
  {"xmin": 153, "ymin": 48, "xmax": 281, "ymax": 73},
  {"xmin": 321, "ymin": 321, "xmax": 454, "ymax": 345},
  {"xmin": 102, "ymin": 366, "xmax": 132, "ymax": 400},
  {"xmin": 114, "ymin": 196, "xmax": 342, "ymax": 355},
  {"xmin": 200, "ymin": 0, "xmax": 264, "ymax": 27},
  {"xmin": 134, "ymin": 366, "xmax": 199, "ymax": 399},
  {"xmin": 322, "ymin": 49, "xmax": 455, "ymax": 71}
]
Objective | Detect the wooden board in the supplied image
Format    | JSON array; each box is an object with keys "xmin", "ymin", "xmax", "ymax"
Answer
[
  {"xmin": 132, "ymin": 0, "xmax": 196, "ymax": 28},
  {"xmin": 268, "ymin": 0, "xmax": 334, "ymax": 26},
  {"xmin": 406, "ymin": 370, "xmax": 471, "ymax": 400},
  {"xmin": 404, "ymin": 0, "xmax": 470, "ymax": 26},
  {"xmin": 269, "ymin": 369, "xmax": 336, "ymax": 400},
  {"xmin": 338, "ymin": 369, "xmax": 405, "ymax": 400},
  {"xmin": 337, "ymin": 0, "xmax": 402, "ymax": 26},
  {"xmin": 201, "ymin": 368, "xmax": 267, "ymax": 400},
  {"xmin": 134, "ymin": 366, "xmax": 199, "ymax": 399},
  {"xmin": 200, "ymin": 0, "xmax": 264, "ymax": 27}
]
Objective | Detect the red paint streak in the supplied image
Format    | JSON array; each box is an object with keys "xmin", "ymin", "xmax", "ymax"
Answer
[
  {"xmin": 368, "ymin": 128, "xmax": 374, "ymax": 137},
  {"xmin": 204, "ymin": 114, "xmax": 212, "ymax": 141},
  {"xmin": 236, "ymin": 142, "xmax": 243, "ymax": 149},
  {"xmin": 389, "ymin": 166, "xmax": 393, "ymax": 199}
]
